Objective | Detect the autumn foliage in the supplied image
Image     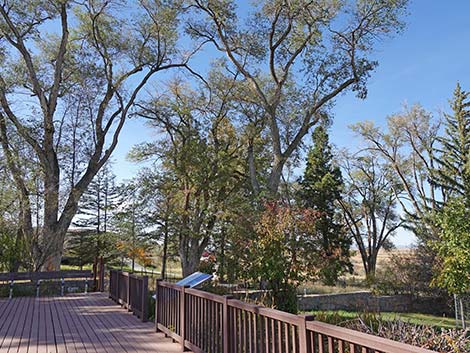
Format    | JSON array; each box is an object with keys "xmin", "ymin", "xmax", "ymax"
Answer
[{"xmin": 248, "ymin": 201, "xmax": 331, "ymax": 312}]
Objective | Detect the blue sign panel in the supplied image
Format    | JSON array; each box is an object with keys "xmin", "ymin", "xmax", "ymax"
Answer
[{"xmin": 176, "ymin": 271, "xmax": 212, "ymax": 288}]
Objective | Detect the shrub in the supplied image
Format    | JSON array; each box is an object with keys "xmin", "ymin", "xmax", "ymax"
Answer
[{"xmin": 315, "ymin": 311, "xmax": 470, "ymax": 352}]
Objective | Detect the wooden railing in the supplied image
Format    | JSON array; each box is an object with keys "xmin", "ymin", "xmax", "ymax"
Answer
[
  {"xmin": 109, "ymin": 269, "xmax": 149, "ymax": 322},
  {"xmin": 0, "ymin": 270, "xmax": 93, "ymax": 298},
  {"xmin": 155, "ymin": 280, "xmax": 436, "ymax": 353}
]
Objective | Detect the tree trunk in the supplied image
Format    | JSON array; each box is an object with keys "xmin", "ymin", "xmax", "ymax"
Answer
[
  {"xmin": 179, "ymin": 237, "xmax": 208, "ymax": 278},
  {"xmin": 267, "ymin": 157, "xmax": 285, "ymax": 195}
]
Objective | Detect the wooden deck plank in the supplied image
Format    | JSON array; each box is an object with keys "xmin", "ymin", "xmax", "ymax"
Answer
[
  {"xmin": 62, "ymin": 294, "xmax": 97, "ymax": 353},
  {"xmin": 84, "ymin": 294, "xmax": 183, "ymax": 353},
  {"xmin": 2, "ymin": 296, "xmax": 31, "ymax": 353},
  {"xmin": 37, "ymin": 297, "xmax": 48, "ymax": 353},
  {"xmin": 72, "ymin": 295, "xmax": 124, "ymax": 353},
  {"xmin": 80, "ymin": 294, "xmax": 148, "ymax": 353},
  {"xmin": 53, "ymin": 296, "xmax": 87, "ymax": 353},
  {"xmin": 17, "ymin": 298, "xmax": 35, "ymax": 353},
  {"xmin": 0, "ymin": 298, "xmax": 9, "ymax": 320},
  {"xmin": 28, "ymin": 298, "xmax": 40, "ymax": 353},
  {"xmin": 0, "ymin": 293, "xmax": 189, "ymax": 353},
  {"xmin": 67, "ymin": 295, "xmax": 113, "ymax": 353},
  {"xmin": 43, "ymin": 298, "xmax": 58, "ymax": 353},
  {"xmin": 48, "ymin": 297, "xmax": 67, "ymax": 353},
  {"xmin": 50, "ymin": 296, "xmax": 73, "ymax": 353},
  {"xmin": 0, "ymin": 298, "xmax": 18, "ymax": 351}
]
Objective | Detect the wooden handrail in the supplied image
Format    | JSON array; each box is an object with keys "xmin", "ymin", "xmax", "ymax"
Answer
[
  {"xmin": 0, "ymin": 270, "xmax": 93, "ymax": 298},
  {"xmin": 0, "ymin": 270, "xmax": 93, "ymax": 281},
  {"xmin": 109, "ymin": 269, "xmax": 148, "ymax": 322},
  {"xmin": 155, "ymin": 280, "xmax": 437, "ymax": 353}
]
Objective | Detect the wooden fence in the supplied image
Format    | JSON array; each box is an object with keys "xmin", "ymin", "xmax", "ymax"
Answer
[
  {"xmin": 109, "ymin": 269, "xmax": 149, "ymax": 322},
  {"xmin": 155, "ymin": 280, "xmax": 436, "ymax": 353}
]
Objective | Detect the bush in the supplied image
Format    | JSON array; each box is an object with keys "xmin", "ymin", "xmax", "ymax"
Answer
[{"xmin": 315, "ymin": 311, "xmax": 470, "ymax": 352}]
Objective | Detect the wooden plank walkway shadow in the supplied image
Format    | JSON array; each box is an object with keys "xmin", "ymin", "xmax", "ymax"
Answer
[{"xmin": 0, "ymin": 292, "xmax": 189, "ymax": 353}]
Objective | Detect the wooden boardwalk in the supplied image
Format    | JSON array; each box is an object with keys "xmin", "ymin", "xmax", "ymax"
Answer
[{"xmin": 0, "ymin": 292, "xmax": 187, "ymax": 353}]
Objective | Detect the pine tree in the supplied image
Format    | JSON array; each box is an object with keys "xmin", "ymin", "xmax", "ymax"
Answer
[
  {"xmin": 67, "ymin": 163, "xmax": 121, "ymax": 265},
  {"xmin": 299, "ymin": 126, "xmax": 352, "ymax": 285},
  {"xmin": 433, "ymin": 83, "xmax": 470, "ymax": 204}
]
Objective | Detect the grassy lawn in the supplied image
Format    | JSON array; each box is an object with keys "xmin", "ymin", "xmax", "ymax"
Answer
[{"xmin": 307, "ymin": 310, "xmax": 457, "ymax": 329}]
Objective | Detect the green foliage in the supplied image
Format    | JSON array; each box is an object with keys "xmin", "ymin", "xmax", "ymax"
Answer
[
  {"xmin": 242, "ymin": 201, "xmax": 327, "ymax": 313},
  {"xmin": 0, "ymin": 223, "xmax": 24, "ymax": 272},
  {"xmin": 189, "ymin": 0, "xmax": 409, "ymax": 194},
  {"xmin": 299, "ymin": 126, "xmax": 352, "ymax": 285},
  {"xmin": 433, "ymin": 83, "xmax": 470, "ymax": 204},
  {"xmin": 432, "ymin": 198, "xmax": 470, "ymax": 294},
  {"xmin": 130, "ymin": 79, "xmax": 247, "ymax": 276}
]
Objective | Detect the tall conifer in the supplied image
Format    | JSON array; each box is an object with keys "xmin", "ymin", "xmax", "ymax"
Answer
[
  {"xmin": 299, "ymin": 126, "xmax": 352, "ymax": 285},
  {"xmin": 433, "ymin": 83, "xmax": 470, "ymax": 204}
]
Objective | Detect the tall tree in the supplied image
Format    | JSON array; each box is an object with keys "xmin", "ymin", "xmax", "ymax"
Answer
[
  {"xmin": 432, "ymin": 198, "xmax": 470, "ymax": 295},
  {"xmin": 66, "ymin": 163, "xmax": 120, "ymax": 267},
  {"xmin": 73, "ymin": 163, "xmax": 120, "ymax": 234},
  {"xmin": 433, "ymin": 83, "xmax": 470, "ymax": 205},
  {"xmin": 0, "ymin": 1, "xmax": 191, "ymax": 270},
  {"xmin": 188, "ymin": 0, "xmax": 408, "ymax": 194},
  {"xmin": 352, "ymin": 106, "xmax": 443, "ymax": 289},
  {"xmin": 131, "ymin": 80, "xmax": 245, "ymax": 276},
  {"xmin": 339, "ymin": 150, "xmax": 403, "ymax": 281},
  {"xmin": 298, "ymin": 126, "xmax": 352, "ymax": 285}
]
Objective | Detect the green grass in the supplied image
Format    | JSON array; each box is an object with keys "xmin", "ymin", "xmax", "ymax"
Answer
[
  {"xmin": 307, "ymin": 310, "xmax": 457, "ymax": 329},
  {"xmin": 297, "ymin": 283, "xmax": 367, "ymax": 295}
]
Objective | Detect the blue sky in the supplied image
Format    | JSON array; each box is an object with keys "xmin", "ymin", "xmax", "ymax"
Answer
[{"xmin": 111, "ymin": 0, "xmax": 470, "ymax": 246}]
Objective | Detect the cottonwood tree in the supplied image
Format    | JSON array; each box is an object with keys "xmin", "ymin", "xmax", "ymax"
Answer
[
  {"xmin": 352, "ymin": 106, "xmax": 442, "ymax": 233},
  {"xmin": 352, "ymin": 106, "xmax": 444, "ymax": 289},
  {"xmin": 188, "ymin": 0, "xmax": 408, "ymax": 194},
  {"xmin": 339, "ymin": 150, "xmax": 404, "ymax": 281},
  {"xmin": 131, "ymin": 80, "xmax": 246, "ymax": 276},
  {"xmin": 0, "ymin": 0, "xmax": 191, "ymax": 270}
]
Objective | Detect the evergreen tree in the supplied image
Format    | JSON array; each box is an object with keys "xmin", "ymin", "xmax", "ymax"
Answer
[
  {"xmin": 74, "ymin": 163, "xmax": 120, "ymax": 233},
  {"xmin": 299, "ymin": 126, "xmax": 352, "ymax": 285},
  {"xmin": 67, "ymin": 164, "xmax": 121, "ymax": 265},
  {"xmin": 433, "ymin": 83, "xmax": 470, "ymax": 204},
  {"xmin": 64, "ymin": 229, "xmax": 95, "ymax": 270}
]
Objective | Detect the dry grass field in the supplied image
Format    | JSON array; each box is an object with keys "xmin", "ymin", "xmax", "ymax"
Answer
[{"xmin": 348, "ymin": 247, "xmax": 414, "ymax": 278}]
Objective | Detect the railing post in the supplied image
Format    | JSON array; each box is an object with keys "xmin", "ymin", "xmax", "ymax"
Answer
[
  {"xmin": 99, "ymin": 257, "xmax": 105, "ymax": 292},
  {"xmin": 9, "ymin": 280, "xmax": 13, "ymax": 299},
  {"xmin": 109, "ymin": 270, "xmax": 113, "ymax": 299},
  {"xmin": 61, "ymin": 277, "xmax": 65, "ymax": 296},
  {"xmin": 180, "ymin": 285, "xmax": 189, "ymax": 351},
  {"xmin": 298, "ymin": 314, "xmax": 315, "ymax": 353},
  {"xmin": 115, "ymin": 271, "xmax": 119, "ymax": 302},
  {"xmin": 126, "ymin": 274, "xmax": 131, "ymax": 311},
  {"xmin": 222, "ymin": 295, "xmax": 233, "ymax": 353},
  {"xmin": 141, "ymin": 276, "xmax": 148, "ymax": 322},
  {"xmin": 155, "ymin": 279, "xmax": 162, "ymax": 332}
]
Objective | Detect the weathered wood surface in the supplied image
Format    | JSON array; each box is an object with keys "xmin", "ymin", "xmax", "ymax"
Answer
[
  {"xmin": 109, "ymin": 270, "xmax": 148, "ymax": 322},
  {"xmin": 0, "ymin": 292, "xmax": 189, "ymax": 353},
  {"xmin": 0, "ymin": 270, "xmax": 93, "ymax": 282},
  {"xmin": 156, "ymin": 280, "xmax": 437, "ymax": 353}
]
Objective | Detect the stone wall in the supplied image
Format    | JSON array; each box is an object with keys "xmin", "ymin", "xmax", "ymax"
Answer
[{"xmin": 297, "ymin": 291, "xmax": 451, "ymax": 315}]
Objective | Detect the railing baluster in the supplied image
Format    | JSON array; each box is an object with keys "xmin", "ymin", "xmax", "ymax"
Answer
[{"xmin": 151, "ymin": 281, "xmax": 437, "ymax": 353}]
